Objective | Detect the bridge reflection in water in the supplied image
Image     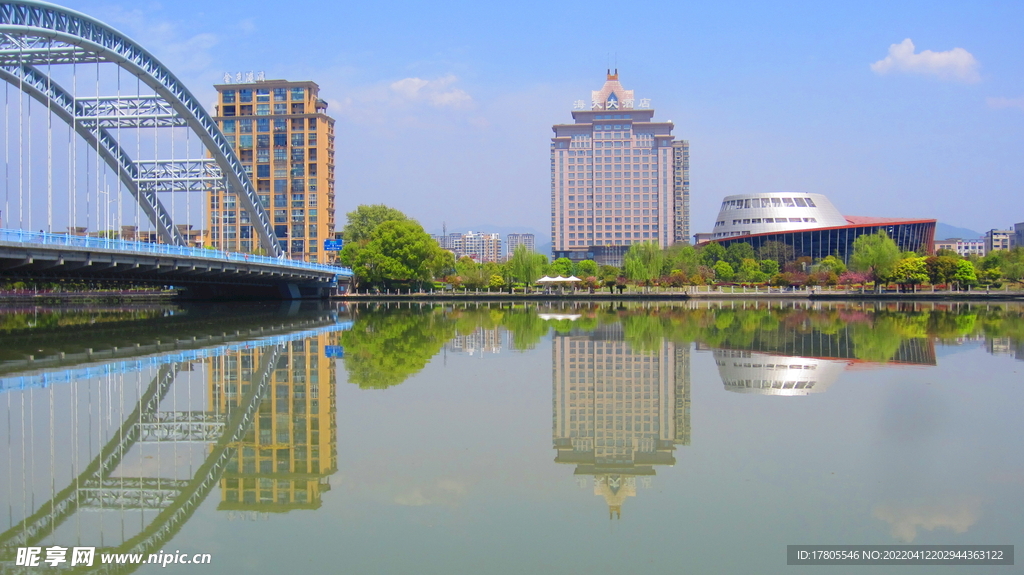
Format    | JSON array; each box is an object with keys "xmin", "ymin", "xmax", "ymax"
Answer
[{"xmin": 0, "ymin": 305, "xmax": 346, "ymax": 572}]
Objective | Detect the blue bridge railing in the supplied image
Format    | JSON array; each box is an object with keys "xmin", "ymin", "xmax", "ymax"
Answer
[{"xmin": 0, "ymin": 228, "xmax": 352, "ymax": 277}]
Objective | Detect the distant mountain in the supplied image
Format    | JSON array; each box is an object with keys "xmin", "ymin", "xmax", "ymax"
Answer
[{"xmin": 935, "ymin": 223, "xmax": 982, "ymax": 240}]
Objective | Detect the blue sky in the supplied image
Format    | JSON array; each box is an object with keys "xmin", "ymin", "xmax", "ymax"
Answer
[{"xmin": 61, "ymin": 0, "xmax": 1024, "ymax": 237}]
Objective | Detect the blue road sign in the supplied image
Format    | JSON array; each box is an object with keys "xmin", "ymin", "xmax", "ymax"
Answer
[
  {"xmin": 324, "ymin": 239, "xmax": 344, "ymax": 251},
  {"xmin": 324, "ymin": 345, "xmax": 344, "ymax": 358}
]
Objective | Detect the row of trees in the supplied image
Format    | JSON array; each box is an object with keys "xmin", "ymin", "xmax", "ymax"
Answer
[{"xmin": 338, "ymin": 204, "xmax": 1023, "ymax": 291}]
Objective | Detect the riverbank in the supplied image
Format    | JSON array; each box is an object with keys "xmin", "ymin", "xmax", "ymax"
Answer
[
  {"xmin": 336, "ymin": 287, "xmax": 1024, "ymax": 302},
  {"xmin": 0, "ymin": 290, "xmax": 178, "ymax": 304}
]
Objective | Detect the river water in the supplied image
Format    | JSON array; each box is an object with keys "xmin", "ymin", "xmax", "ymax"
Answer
[{"xmin": 0, "ymin": 300, "xmax": 1021, "ymax": 574}]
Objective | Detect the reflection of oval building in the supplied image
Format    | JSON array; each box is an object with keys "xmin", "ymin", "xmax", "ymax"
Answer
[{"xmin": 713, "ymin": 350, "xmax": 847, "ymax": 396}]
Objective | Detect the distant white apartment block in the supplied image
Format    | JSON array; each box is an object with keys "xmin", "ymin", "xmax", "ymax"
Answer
[
  {"xmin": 935, "ymin": 238, "xmax": 986, "ymax": 257},
  {"xmin": 431, "ymin": 231, "xmax": 502, "ymax": 263},
  {"xmin": 506, "ymin": 233, "xmax": 536, "ymax": 257},
  {"xmin": 985, "ymin": 229, "xmax": 1013, "ymax": 253}
]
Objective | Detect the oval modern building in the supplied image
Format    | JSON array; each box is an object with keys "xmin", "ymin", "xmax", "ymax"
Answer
[{"xmin": 698, "ymin": 192, "xmax": 935, "ymax": 262}]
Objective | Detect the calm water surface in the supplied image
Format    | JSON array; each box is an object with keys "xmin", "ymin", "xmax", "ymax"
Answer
[{"xmin": 0, "ymin": 300, "xmax": 1022, "ymax": 574}]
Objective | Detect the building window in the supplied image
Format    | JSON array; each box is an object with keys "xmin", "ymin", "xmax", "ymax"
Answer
[
  {"xmin": 291, "ymin": 103, "xmax": 305, "ymax": 114},
  {"xmin": 256, "ymin": 118, "xmax": 270, "ymax": 132},
  {"xmin": 274, "ymin": 103, "xmax": 287, "ymax": 115},
  {"xmin": 239, "ymin": 89, "xmax": 253, "ymax": 103},
  {"xmin": 291, "ymin": 87, "xmax": 305, "ymax": 101},
  {"xmin": 256, "ymin": 89, "xmax": 270, "ymax": 102},
  {"xmin": 222, "ymin": 120, "xmax": 236, "ymax": 133},
  {"xmin": 274, "ymin": 88, "xmax": 287, "ymax": 102},
  {"xmin": 222, "ymin": 90, "xmax": 236, "ymax": 103},
  {"xmin": 256, "ymin": 104, "xmax": 270, "ymax": 116},
  {"xmin": 239, "ymin": 119, "xmax": 253, "ymax": 133}
]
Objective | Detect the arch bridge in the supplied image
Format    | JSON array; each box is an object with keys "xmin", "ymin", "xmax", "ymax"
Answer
[{"xmin": 0, "ymin": 1, "xmax": 351, "ymax": 298}]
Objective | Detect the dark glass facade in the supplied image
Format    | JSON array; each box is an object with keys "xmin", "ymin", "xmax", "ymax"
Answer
[{"xmin": 711, "ymin": 221, "xmax": 936, "ymax": 264}]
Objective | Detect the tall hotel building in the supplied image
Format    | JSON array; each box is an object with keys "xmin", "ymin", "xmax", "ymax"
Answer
[
  {"xmin": 551, "ymin": 71, "xmax": 689, "ymax": 265},
  {"xmin": 552, "ymin": 326, "xmax": 690, "ymax": 517},
  {"xmin": 210, "ymin": 79, "xmax": 336, "ymax": 262}
]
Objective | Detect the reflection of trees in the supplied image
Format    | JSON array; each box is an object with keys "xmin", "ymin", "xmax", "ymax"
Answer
[
  {"xmin": 342, "ymin": 306, "xmax": 458, "ymax": 389},
  {"xmin": 0, "ymin": 308, "xmax": 167, "ymax": 332},
  {"xmin": 501, "ymin": 307, "xmax": 549, "ymax": 351},
  {"xmin": 339, "ymin": 302, "xmax": 1024, "ymax": 389}
]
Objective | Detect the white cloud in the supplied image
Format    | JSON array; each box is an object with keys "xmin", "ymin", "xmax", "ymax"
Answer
[
  {"xmin": 870, "ymin": 39, "xmax": 980, "ymax": 83},
  {"xmin": 872, "ymin": 499, "xmax": 980, "ymax": 542},
  {"xmin": 100, "ymin": 7, "xmax": 219, "ymax": 74},
  {"xmin": 986, "ymin": 96, "xmax": 1024, "ymax": 111},
  {"xmin": 389, "ymin": 74, "xmax": 473, "ymax": 108}
]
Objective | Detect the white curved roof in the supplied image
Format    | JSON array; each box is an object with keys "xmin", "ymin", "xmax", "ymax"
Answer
[
  {"xmin": 709, "ymin": 192, "xmax": 848, "ymax": 240},
  {"xmin": 713, "ymin": 350, "xmax": 847, "ymax": 396}
]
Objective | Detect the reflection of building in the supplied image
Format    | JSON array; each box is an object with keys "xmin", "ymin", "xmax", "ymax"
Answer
[
  {"xmin": 210, "ymin": 334, "xmax": 337, "ymax": 512},
  {"xmin": 701, "ymin": 326, "xmax": 937, "ymax": 395},
  {"xmin": 210, "ymin": 79, "xmax": 336, "ymax": 262},
  {"xmin": 986, "ymin": 337, "xmax": 1014, "ymax": 356},
  {"xmin": 550, "ymin": 71, "xmax": 690, "ymax": 266},
  {"xmin": 552, "ymin": 326, "xmax": 690, "ymax": 517},
  {"xmin": 446, "ymin": 327, "xmax": 503, "ymax": 356},
  {"xmin": 713, "ymin": 350, "xmax": 846, "ymax": 396},
  {"xmin": 698, "ymin": 192, "xmax": 936, "ymax": 263}
]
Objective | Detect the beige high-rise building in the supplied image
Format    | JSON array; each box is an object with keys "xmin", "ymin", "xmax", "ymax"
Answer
[
  {"xmin": 552, "ymin": 325, "xmax": 690, "ymax": 518},
  {"xmin": 551, "ymin": 71, "xmax": 690, "ymax": 266},
  {"xmin": 210, "ymin": 79, "xmax": 336, "ymax": 262}
]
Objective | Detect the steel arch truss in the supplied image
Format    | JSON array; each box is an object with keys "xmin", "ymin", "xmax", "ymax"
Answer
[{"xmin": 0, "ymin": 1, "xmax": 282, "ymax": 256}]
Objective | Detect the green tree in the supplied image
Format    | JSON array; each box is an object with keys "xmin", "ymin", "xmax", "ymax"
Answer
[
  {"xmin": 713, "ymin": 260, "xmax": 735, "ymax": 282},
  {"xmin": 952, "ymin": 259, "xmax": 978, "ymax": 289},
  {"xmin": 699, "ymin": 242, "xmax": 726, "ymax": 267},
  {"xmin": 576, "ymin": 259, "xmax": 599, "ymax": 278},
  {"xmin": 850, "ymin": 231, "xmax": 902, "ymax": 288},
  {"xmin": 737, "ymin": 258, "xmax": 767, "ymax": 282},
  {"xmin": 550, "ymin": 257, "xmax": 574, "ymax": 277},
  {"xmin": 427, "ymin": 248, "xmax": 456, "ymax": 280},
  {"xmin": 725, "ymin": 242, "xmax": 755, "ymax": 268},
  {"xmin": 663, "ymin": 243, "xmax": 700, "ymax": 276},
  {"xmin": 925, "ymin": 255, "xmax": 959, "ymax": 286},
  {"xmin": 815, "ymin": 255, "xmax": 847, "ymax": 275},
  {"xmin": 757, "ymin": 240, "xmax": 795, "ymax": 264},
  {"xmin": 508, "ymin": 244, "xmax": 542, "ymax": 285},
  {"xmin": 341, "ymin": 204, "xmax": 408, "ymax": 243},
  {"xmin": 624, "ymin": 241, "xmax": 664, "ymax": 285},
  {"xmin": 489, "ymin": 274, "xmax": 505, "ymax": 290},
  {"xmin": 759, "ymin": 259, "xmax": 780, "ymax": 276},
  {"xmin": 891, "ymin": 256, "xmax": 929, "ymax": 290},
  {"xmin": 348, "ymin": 220, "xmax": 443, "ymax": 288}
]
